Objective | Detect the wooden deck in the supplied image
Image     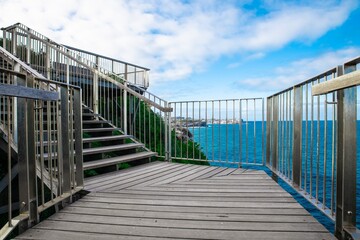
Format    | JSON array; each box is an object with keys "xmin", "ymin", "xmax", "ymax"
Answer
[{"xmin": 16, "ymin": 161, "xmax": 335, "ymax": 240}]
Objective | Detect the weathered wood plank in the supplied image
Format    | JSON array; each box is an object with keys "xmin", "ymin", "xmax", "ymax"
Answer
[
  {"xmin": 15, "ymin": 228, "xmax": 170, "ymax": 240},
  {"xmin": 31, "ymin": 220, "xmax": 335, "ymax": 240},
  {"xmin": 195, "ymin": 167, "xmax": 230, "ymax": 179},
  {"xmin": 47, "ymin": 212, "xmax": 328, "ymax": 232},
  {"xmin": 63, "ymin": 206, "xmax": 318, "ymax": 223},
  {"xmin": 312, "ymin": 69, "xmax": 360, "ymax": 96},
  {"xmin": 133, "ymin": 164, "xmax": 203, "ymax": 187},
  {"xmin": 70, "ymin": 201, "xmax": 311, "ymax": 215},
  {"xmin": 86, "ymin": 192, "xmax": 297, "ymax": 202},
  {"xmin": 88, "ymin": 163, "xmax": 188, "ymax": 191},
  {"xmin": 128, "ymin": 186, "xmax": 287, "ymax": 193},
  {"xmin": 84, "ymin": 161, "xmax": 164, "ymax": 188},
  {"xmin": 212, "ymin": 167, "xmax": 238, "ymax": 177},
  {"xmin": 81, "ymin": 195, "xmax": 303, "ymax": 208},
  {"xmin": 100, "ymin": 188, "xmax": 293, "ymax": 198},
  {"xmin": 15, "ymin": 162, "xmax": 335, "ymax": 240}
]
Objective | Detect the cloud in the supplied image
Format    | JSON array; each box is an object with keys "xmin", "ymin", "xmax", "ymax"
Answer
[
  {"xmin": 0, "ymin": 0, "xmax": 357, "ymax": 84},
  {"xmin": 234, "ymin": 47, "xmax": 360, "ymax": 92}
]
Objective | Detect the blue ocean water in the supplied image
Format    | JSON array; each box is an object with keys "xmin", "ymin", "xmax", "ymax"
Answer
[{"xmin": 189, "ymin": 121, "xmax": 360, "ymax": 233}]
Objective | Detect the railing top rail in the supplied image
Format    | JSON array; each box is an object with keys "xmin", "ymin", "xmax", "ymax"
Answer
[
  {"xmin": 169, "ymin": 97, "xmax": 264, "ymax": 104},
  {"xmin": 63, "ymin": 45, "xmax": 150, "ymax": 71},
  {"xmin": 0, "ymin": 47, "xmax": 80, "ymax": 90},
  {"xmin": 312, "ymin": 69, "xmax": 360, "ymax": 96},
  {"xmin": 267, "ymin": 67, "xmax": 337, "ymax": 98},
  {"xmin": 3, "ymin": 24, "xmax": 169, "ymax": 111},
  {"xmin": 0, "ymin": 83, "xmax": 59, "ymax": 100},
  {"xmin": 2, "ymin": 23, "xmax": 150, "ymax": 71},
  {"xmin": 344, "ymin": 55, "xmax": 360, "ymax": 67}
]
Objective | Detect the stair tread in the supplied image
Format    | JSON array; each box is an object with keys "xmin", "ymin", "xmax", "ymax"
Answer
[
  {"xmin": 83, "ymin": 120, "xmax": 111, "ymax": 124},
  {"xmin": 83, "ymin": 135, "xmax": 132, "ymax": 143},
  {"xmin": 83, "ymin": 151, "xmax": 158, "ymax": 170},
  {"xmin": 83, "ymin": 143, "xmax": 143, "ymax": 155},
  {"xmin": 82, "ymin": 113, "xmax": 101, "ymax": 116},
  {"xmin": 83, "ymin": 128, "xmax": 121, "ymax": 132}
]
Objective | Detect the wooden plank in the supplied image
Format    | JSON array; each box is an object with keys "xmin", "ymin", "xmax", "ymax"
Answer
[
  {"xmin": 128, "ymin": 186, "xmax": 286, "ymax": 193},
  {"xmin": 70, "ymin": 201, "xmax": 311, "ymax": 215},
  {"xmin": 47, "ymin": 212, "xmax": 329, "ymax": 232},
  {"xmin": 30, "ymin": 220, "xmax": 335, "ymax": 240},
  {"xmin": 87, "ymin": 163, "xmax": 188, "ymax": 191},
  {"xmin": 150, "ymin": 164, "xmax": 205, "ymax": 185},
  {"xmin": 63, "ymin": 206, "xmax": 317, "ymax": 223},
  {"xmin": 212, "ymin": 167, "xmax": 238, "ymax": 177},
  {"xmin": 0, "ymin": 83, "xmax": 59, "ymax": 100},
  {"xmin": 155, "ymin": 183, "xmax": 284, "ymax": 190},
  {"xmin": 312, "ymin": 69, "xmax": 360, "ymax": 96},
  {"xmin": 98, "ymin": 188, "xmax": 293, "ymax": 198},
  {"xmin": 80, "ymin": 195, "xmax": 303, "ymax": 208},
  {"xmin": 135, "ymin": 164, "xmax": 204, "ymax": 186},
  {"xmin": 170, "ymin": 165, "xmax": 217, "ymax": 183},
  {"xmin": 15, "ymin": 228, "xmax": 167, "ymax": 240},
  {"xmin": 87, "ymin": 192, "xmax": 297, "ymax": 203},
  {"xmin": 85, "ymin": 161, "xmax": 164, "ymax": 188},
  {"xmin": 15, "ymin": 162, "xmax": 335, "ymax": 240},
  {"xmin": 187, "ymin": 179, "xmax": 279, "ymax": 186},
  {"xmin": 104, "ymin": 163, "xmax": 191, "ymax": 191},
  {"xmin": 195, "ymin": 167, "xmax": 230, "ymax": 179}
]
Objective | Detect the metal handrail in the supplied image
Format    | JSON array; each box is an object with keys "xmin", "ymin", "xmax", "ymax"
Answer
[
  {"xmin": 0, "ymin": 47, "xmax": 83, "ymax": 240},
  {"xmin": 7, "ymin": 23, "xmax": 170, "ymax": 112},
  {"xmin": 266, "ymin": 56, "xmax": 360, "ymax": 240}
]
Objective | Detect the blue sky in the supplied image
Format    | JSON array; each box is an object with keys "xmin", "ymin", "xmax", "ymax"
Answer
[{"xmin": 0, "ymin": 0, "xmax": 359, "ymax": 101}]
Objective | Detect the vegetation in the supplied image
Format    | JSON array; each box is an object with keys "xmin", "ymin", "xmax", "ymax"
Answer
[{"xmin": 133, "ymin": 100, "xmax": 208, "ymax": 165}]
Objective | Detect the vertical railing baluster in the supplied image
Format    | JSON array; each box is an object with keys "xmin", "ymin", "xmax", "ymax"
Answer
[
  {"xmin": 335, "ymin": 65, "xmax": 357, "ymax": 239},
  {"xmin": 293, "ymin": 85, "xmax": 303, "ymax": 188}
]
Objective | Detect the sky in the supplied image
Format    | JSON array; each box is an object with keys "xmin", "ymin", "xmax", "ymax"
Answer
[{"xmin": 0, "ymin": 0, "xmax": 359, "ymax": 102}]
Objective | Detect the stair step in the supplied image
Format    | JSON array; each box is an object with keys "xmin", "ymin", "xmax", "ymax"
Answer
[
  {"xmin": 83, "ymin": 143, "xmax": 143, "ymax": 155},
  {"xmin": 82, "ymin": 113, "xmax": 101, "ymax": 117},
  {"xmin": 83, "ymin": 128, "xmax": 121, "ymax": 133},
  {"xmin": 83, "ymin": 120, "xmax": 111, "ymax": 124},
  {"xmin": 83, "ymin": 135, "xmax": 131, "ymax": 143},
  {"xmin": 83, "ymin": 151, "xmax": 158, "ymax": 170}
]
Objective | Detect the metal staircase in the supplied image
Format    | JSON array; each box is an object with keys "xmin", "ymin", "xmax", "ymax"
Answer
[
  {"xmin": 81, "ymin": 105, "xmax": 157, "ymax": 173},
  {"xmin": 1, "ymin": 22, "xmax": 171, "ymax": 177}
]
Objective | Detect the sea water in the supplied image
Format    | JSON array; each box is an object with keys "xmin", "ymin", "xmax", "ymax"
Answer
[{"xmin": 189, "ymin": 121, "xmax": 360, "ymax": 233}]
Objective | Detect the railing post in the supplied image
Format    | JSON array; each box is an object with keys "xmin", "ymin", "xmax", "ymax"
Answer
[
  {"xmin": 60, "ymin": 85, "xmax": 71, "ymax": 203},
  {"xmin": 266, "ymin": 97, "xmax": 272, "ymax": 167},
  {"xmin": 123, "ymin": 64, "xmax": 128, "ymax": 134},
  {"xmin": 168, "ymin": 104, "xmax": 172, "ymax": 162},
  {"xmin": 293, "ymin": 85, "xmax": 303, "ymax": 188},
  {"xmin": 93, "ymin": 56, "xmax": 99, "ymax": 114},
  {"xmin": 266, "ymin": 96, "xmax": 279, "ymax": 181},
  {"xmin": 335, "ymin": 65, "xmax": 357, "ymax": 239},
  {"xmin": 26, "ymin": 32, "xmax": 31, "ymax": 64},
  {"xmin": 272, "ymin": 95, "xmax": 279, "ymax": 181},
  {"xmin": 17, "ymin": 75, "xmax": 38, "ymax": 232},
  {"xmin": 74, "ymin": 88, "xmax": 84, "ymax": 187},
  {"xmin": 164, "ymin": 103, "xmax": 171, "ymax": 162}
]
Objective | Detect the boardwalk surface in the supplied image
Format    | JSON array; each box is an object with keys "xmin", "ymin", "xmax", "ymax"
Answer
[{"xmin": 16, "ymin": 161, "xmax": 334, "ymax": 240}]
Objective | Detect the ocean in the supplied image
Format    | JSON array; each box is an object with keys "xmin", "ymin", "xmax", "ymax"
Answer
[{"xmin": 189, "ymin": 121, "xmax": 360, "ymax": 233}]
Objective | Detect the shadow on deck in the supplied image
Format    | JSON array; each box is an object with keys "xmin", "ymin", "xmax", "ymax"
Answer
[{"xmin": 15, "ymin": 162, "xmax": 334, "ymax": 240}]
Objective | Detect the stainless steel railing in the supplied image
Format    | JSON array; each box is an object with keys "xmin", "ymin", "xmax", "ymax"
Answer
[
  {"xmin": 0, "ymin": 47, "xmax": 83, "ymax": 239},
  {"xmin": 267, "ymin": 56, "xmax": 360, "ymax": 239},
  {"xmin": 64, "ymin": 45, "xmax": 150, "ymax": 88},
  {"xmin": 168, "ymin": 98, "xmax": 265, "ymax": 166},
  {"xmin": 1, "ymin": 23, "xmax": 172, "ymax": 159}
]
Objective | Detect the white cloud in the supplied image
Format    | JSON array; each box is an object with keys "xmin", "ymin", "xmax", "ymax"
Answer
[
  {"xmin": 0, "ymin": 0, "xmax": 358, "ymax": 84},
  {"xmin": 235, "ymin": 47, "xmax": 360, "ymax": 92}
]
